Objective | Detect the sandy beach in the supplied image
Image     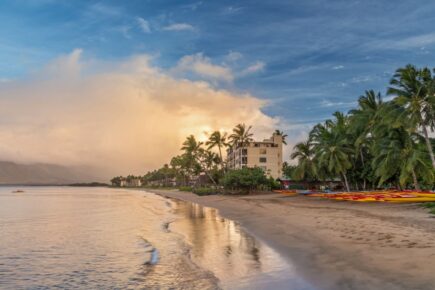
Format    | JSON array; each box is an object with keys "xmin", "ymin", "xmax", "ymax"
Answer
[{"xmin": 148, "ymin": 189, "xmax": 435, "ymax": 290}]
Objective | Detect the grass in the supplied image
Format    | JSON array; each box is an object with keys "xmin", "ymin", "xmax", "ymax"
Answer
[
  {"xmin": 422, "ymin": 202, "xmax": 435, "ymax": 214},
  {"xmin": 178, "ymin": 186, "xmax": 193, "ymax": 192}
]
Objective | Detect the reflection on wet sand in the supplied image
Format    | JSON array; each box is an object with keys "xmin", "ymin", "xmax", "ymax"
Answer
[{"xmin": 170, "ymin": 201, "xmax": 312, "ymax": 289}]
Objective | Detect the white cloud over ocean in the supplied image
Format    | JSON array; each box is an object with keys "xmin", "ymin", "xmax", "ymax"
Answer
[{"xmin": 0, "ymin": 50, "xmax": 279, "ymax": 178}]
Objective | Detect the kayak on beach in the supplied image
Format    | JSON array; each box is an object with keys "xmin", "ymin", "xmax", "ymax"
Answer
[{"xmin": 306, "ymin": 190, "xmax": 435, "ymax": 203}]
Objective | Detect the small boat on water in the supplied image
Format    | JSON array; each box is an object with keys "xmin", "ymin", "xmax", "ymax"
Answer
[{"xmin": 12, "ymin": 190, "xmax": 25, "ymax": 193}]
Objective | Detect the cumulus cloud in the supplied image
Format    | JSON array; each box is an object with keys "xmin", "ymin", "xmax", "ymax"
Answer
[
  {"xmin": 163, "ymin": 23, "xmax": 195, "ymax": 31},
  {"xmin": 0, "ymin": 50, "xmax": 279, "ymax": 178},
  {"xmin": 137, "ymin": 17, "xmax": 151, "ymax": 33},
  {"xmin": 171, "ymin": 53, "xmax": 234, "ymax": 83}
]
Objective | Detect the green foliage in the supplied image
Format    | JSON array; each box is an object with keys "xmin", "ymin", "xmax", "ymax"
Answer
[
  {"xmin": 221, "ymin": 167, "xmax": 271, "ymax": 193},
  {"xmin": 274, "ymin": 129, "xmax": 288, "ymax": 145},
  {"xmin": 228, "ymin": 123, "xmax": 254, "ymax": 147},
  {"xmin": 178, "ymin": 186, "xmax": 193, "ymax": 192},
  {"xmin": 290, "ymin": 141, "xmax": 317, "ymax": 181},
  {"xmin": 110, "ymin": 176, "xmax": 122, "ymax": 186},
  {"xmin": 205, "ymin": 131, "xmax": 228, "ymax": 167},
  {"xmin": 282, "ymin": 162, "xmax": 296, "ymax": 179},
  {"xmin": 192, "ymin": 187, "xmax": 219, "ymax": 196},
  {"xmin": 268, "ymin": 176, "xmax": 281, "ymax": 190},
  {"xmin": 422, "ymin": 202, "xmax": 435, "ymax": 214},
  {"xmin": 290, "ymin": 64, "xmax": 435, "ymax": 191}
]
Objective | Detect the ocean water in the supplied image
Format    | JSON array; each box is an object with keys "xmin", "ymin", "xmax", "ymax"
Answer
[{"xmin": 0, "ymin": 187, "xmax": 313, "ymax": 289}]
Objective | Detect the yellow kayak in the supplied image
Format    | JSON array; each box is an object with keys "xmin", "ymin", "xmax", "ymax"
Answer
[
  {"xmin": 385, "ymin": 197, "xmax": 435, "ymax": 203},
  {"xmin": 415, "ymin": 193, "xmax": 435, "ymax": 198},
  {"xmin": 353, "ymin": 198, "xmax": 384, "ymax": 202}
]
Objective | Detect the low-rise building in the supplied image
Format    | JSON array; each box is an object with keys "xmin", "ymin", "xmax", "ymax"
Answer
[
  {"xmin": 226, "ymin": 132, "xmax": 283, "ymax": 179},
  {"xmin": 116, "ymin": 177, "xmax": 142, "ymax": 187}
]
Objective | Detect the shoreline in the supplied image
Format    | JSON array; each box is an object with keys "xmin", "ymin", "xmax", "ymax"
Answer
[{"xmin": 146, "ymin": 189, "xmax": 435, "ymax": 290}]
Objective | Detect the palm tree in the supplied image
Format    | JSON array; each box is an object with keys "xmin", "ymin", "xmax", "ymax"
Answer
[
  {"xmin": 310, "ymin": 113, "xmax": 354, "ymax": 191},
  {"xmin": 181, "ymin": 135, "xmax": 203, "ymax": 155},
  {"xmin": 170, "ymin": 155, "xmax": 191, "ymax": 185},
  {"xmin": 274, "ymin": 129, "xmax": 288, "ymax": 145},
  {"xmin": 387, "ymin": 65, "xmax": 435, "ymax": 168},
  {"xmin": 197, "ymin": 149, "xmax": 220, "ymax": 186},
  {"xmin": 228, "ymin": 123, "xmax": 254, "ymax": 147},
  {"xmin": 372, "ymin": 127, "xmax": 433, "ymax": 190},
  {"xmin": 290, "ymin": 140, "xmax": 316, "ymax": 180},
  {"xmin": 179, "ymin": 135, "xmax": 204, "ymax": 182},
  {"xmin": 348, "ymin": 90, "xmax": 384, "ymax": 189},
  {"xmin": 205, "ymin": 131, "xmax": 228, "ymax": 166}
]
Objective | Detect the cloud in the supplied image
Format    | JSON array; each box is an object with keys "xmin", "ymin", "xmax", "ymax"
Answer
[
  {"xmin": 182, "ymin": 2, "xmax": 203, "ymax": 11},
  {"xmin": 172, "ymin": 53, "xmax": 234, "ymax": 83},
  {"xmin": 137, "ymin": 17, "xmax": 151, "ymax": 33},
  {"xmin": 222, "ymin": 6, "xmax": 243, "ymax": 15},
  {"xmin": 0, "ymin": 50, "xmax": 279, "ymax": 178},
  {"xmin": 320, "ymin": 99, "xmax": 356, "ymax": 108},
  {"xmin": 87, "ymin": 3, "xmax": 122, "ymax": 17},
  {"xmin": 332, "ymin": 65, "xmax": 344, "ymax": 70},
  {"xmin": 163, "ymin": 23, "xmax": 195, "ymax": 31},
  {"xmin": 240, "ymin": 61, "xmax": 265, "ymax": 76},
  {"xmin": 374, "ymin": 32, "xmax": 435, "ymax": 50},
  {"xmin": 225, "ymin": 51, "xmax": 243, "ymax": 62}
]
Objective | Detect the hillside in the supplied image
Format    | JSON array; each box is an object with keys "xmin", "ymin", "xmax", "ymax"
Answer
[{"xmin": 0, "ymin": 161, "xmax": 103, "ymax": 185}]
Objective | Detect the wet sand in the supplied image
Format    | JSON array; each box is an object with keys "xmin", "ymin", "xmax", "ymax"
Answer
[{"xmin": 148, "ymin": 189, "xmax": 435, "ymax": 290}]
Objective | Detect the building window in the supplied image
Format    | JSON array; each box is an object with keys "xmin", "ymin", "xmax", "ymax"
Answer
[
  {"xmin": 260, "ymin": 148, "xmax": 267, "ymax": 154},
  {"xmin": 242, "ymin": 149, "xmax": 248, "ymax": 155},
  {"xmin": 259, "ymin": 157, "xmax": 267, "ymax": 163},
  {"xmin": 242, "ymin": 157, "xmax": 248, "ymax": 164}
]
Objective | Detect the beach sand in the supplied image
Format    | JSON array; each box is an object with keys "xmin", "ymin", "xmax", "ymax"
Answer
[{"xmin": 148, "ymin": 189, "xmax": 435, "ymax": 290}]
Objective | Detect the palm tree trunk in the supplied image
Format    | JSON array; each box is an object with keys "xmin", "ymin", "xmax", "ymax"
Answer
[
  {"xmin": 411, "ymin": 169, "xmax": 420, "ymax": 191},
  {"xmin": 360, "ymin": 149, "xmax": 367, "ymax": 190},
  {"xmin": 205, "ymin": 170, "xmax": 218, "ymax": 187},
  {"xmin": 342, "ymin": 173, "xmax": 350, "ymax": 192},
  {"xmin": 218, "ymin": 145, "xmax": 226, "ymax": 172},
  {"xmin": 422, "ymin": 125, "xmax": 435, "ymax": 168}
]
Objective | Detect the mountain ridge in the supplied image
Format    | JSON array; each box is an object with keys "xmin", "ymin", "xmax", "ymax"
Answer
[{"xmin": 0, "ymin": 161, "xmax": 104, "ymax": 185}]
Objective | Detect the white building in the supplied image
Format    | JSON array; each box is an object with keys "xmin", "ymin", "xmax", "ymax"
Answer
[{"xmin": 226, "ymin": 133, "xmax": 283, "ymax": 179}]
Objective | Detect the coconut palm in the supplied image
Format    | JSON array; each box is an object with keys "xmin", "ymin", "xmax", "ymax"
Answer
[
  {"xmin": 310, "ymin": 113, "xmax": 354, "ymax": 191},
  {"xmin": 205, "ymin": 131, "xmax": 228, "ymax": 165},
  {"xmin": 197, "ymin": 149, "xmax": 220, "ymax": 186},
  {"xmin": 372, "ymin": 127, "xmax": 433, "ymax": 190},
  {"xmin": 387, "ymin": 65, "xmax": 435, "ymax": 168},
  {"xmin": 348, "ymin": 90, "xmax": 384, "ymax": 189},
  {"xmin": 290, "ymin": 140, "xmax": 316, "ymax": 180},
  {"xmin": 274, "ymin": 129, "xmax": 288, "ymax": 145},
  {"xmin": 181, "ymin": 135, "xmax": 203, "ymax": 155},
  {"xmin": 228, "ymin": 123, "xmax": 254, "ymax": 147}
]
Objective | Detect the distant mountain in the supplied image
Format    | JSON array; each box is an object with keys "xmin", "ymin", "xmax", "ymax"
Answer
[{"xmin": 0, "ymin": 161, "xmax": 105, "ymax": 185}]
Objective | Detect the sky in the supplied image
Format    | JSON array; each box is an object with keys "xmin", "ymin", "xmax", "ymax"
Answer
[{"xmin": 1, "ymin": 0, "xmax": 435, "ymax": 177}]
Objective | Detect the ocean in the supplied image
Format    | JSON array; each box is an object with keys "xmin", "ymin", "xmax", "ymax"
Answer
[{"xmin": 0, "ymin": 187, "xmax": 312, "ymax": 289}]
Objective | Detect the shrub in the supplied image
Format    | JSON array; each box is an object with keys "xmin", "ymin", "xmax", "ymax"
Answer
[
  {"xmin": 422, "ymin": 202, "xmax": 435, "ymax": 214},
  {"xmin": 221, "ymin": 167, "xmax": 272, "ymax": 193},
  {"xmin": 192, "ymin": 187, "xmax": 219, "ymax": 196},
  {"xmin": 178, "ymin": 186, "xmax": 193, "ymax": 192},
  {"xmin": 268, "ymin": 176, "xmax": 281, "ymax": 190}
]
